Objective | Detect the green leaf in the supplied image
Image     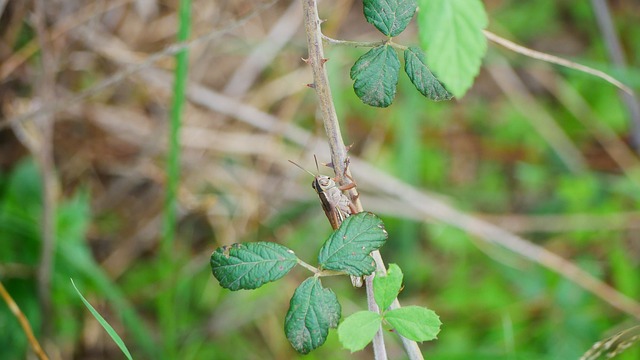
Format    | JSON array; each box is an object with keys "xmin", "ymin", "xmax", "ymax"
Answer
[
  {"xmin": 318, "ymin": 212, "xmax": 388, "ymax": 276},
  {"xmin": 363, "ymin": 0, "xmax": 417, "ymax": 37},
  {"xmin": 417, "ymin": 0, "xmax": 488, "ymax": 97},
  {"xmin": 384, "ymin": 306, "xmax": 441, "ymax": 342},
  {"xmin": 350, "ymin": 45, "xmax": 400, "ymax": 108},
  {"xmin": 404, "ymin": 46, "xmax": 452, "ymax": 101},
  {"xmin": 285, "ymin": 277, "xmax": 341, "ymax": 354},
  {"xmin": 338, "ymin": 311, "xmax": 382, "ymax": 352},
  {"xmin": 210, "ymin": 242, "xmax": 298, "ymax": 290},
  {"xmin": 374, "ymin": 263, "xmax": 403, "ymax": 311},
  {"xmin": 71, "ymin": 279, "xmax": 133, "ymax": 360}
]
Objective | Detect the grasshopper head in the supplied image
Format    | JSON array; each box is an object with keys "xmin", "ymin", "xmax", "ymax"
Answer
[{"xmin": 312, "ymin": 175, "xmax": 334, "ymax": 194}]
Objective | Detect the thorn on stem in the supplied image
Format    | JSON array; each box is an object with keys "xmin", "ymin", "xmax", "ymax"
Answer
[
  {"xmin": 301, "ymin": 57, "xmax": 310, "ymax": 64},
  {"xmin": 321, "ymin": 58, "xmax": 329, "ymax": 66},
  {"xmin": 306, "ymin": 83, "xmax": 316, "ymax": 89}
]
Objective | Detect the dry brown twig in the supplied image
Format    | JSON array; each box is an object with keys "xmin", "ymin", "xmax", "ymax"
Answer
[
  {"xmin": 0, "ymin": 0, "xmax": 279, "ymax": 132},
  {"xmin": 0, "ymin": 0, "xmax": 133, "ymax": 81},
  {"xmin": 484, "ymin": 30, "xmax": 634, "ymax": 95},
  {"xmin": 223, "ymin": 0, "xmax": 302, "ymax": 96},
  {"xmin": 31, "ymin": 0, "xmax": 57, "ymax": 343},
  {"xmin": 0, "ymin": 281, "xmax": 49, "ymax": 360}
]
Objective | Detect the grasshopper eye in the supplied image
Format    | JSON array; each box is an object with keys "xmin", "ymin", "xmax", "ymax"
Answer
[{"xmin": 319, "ymin": 178, "xmax": 331, "ymax": 187}]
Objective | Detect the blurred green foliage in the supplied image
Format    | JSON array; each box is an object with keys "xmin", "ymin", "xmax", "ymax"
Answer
[
  {"xmin": 324, "ymin": 2, "xmax": 640, "ymax": 358},
  {"xmin": 1, "ymin": 1, "xmax": 639, "ymax": 359},
  {"xmin": 0, "ymin": 160, "xmax": 155, "ymax": 358}
]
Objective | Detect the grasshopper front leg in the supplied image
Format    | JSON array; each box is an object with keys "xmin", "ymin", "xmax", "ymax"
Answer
[{"xmin": 294, "ymin": 156, "xmax": 364, "ymax": 287}]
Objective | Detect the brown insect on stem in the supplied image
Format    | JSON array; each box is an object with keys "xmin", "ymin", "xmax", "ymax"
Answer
[{"xmin": 289, "ymin": 156, "xmax": 362, "ymax": 287}]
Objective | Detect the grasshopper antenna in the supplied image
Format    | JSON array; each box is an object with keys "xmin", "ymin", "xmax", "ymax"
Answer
[
  {"xmin": 313, "ymin": 155, "xmax": 321, "ymax": 174},
  {"xmin": 288, "ymin": 160, "xmax": 316, "ymax": 177}
]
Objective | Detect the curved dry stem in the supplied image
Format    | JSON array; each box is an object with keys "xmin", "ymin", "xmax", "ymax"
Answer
[
  {"xmin": 484, "ymin": 30, "xmax": 634, "ymax": 95},
  {"xmin": 0, "ymin": 281, "xmax": 50, "ymax": 360}
]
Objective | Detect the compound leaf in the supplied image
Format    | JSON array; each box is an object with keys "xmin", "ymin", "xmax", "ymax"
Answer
[
  {"xmin": 363, "ymin": 0, "xmax": 417, "ymax": 37},
  {"xmin": 384, "ymin": 306, "xmax": 441, "ymax": 342},
  {"xmin": 285, "ymin": 277, "xmax": 341, "ymax": 354},
  {"xmin": 350, "ymin": 45, "xmax": 400, "ymax": 108},
  {"xmin": 338, "ymin": 311, "xmax": 382, "ymax": 352},
  {"xmin": 417, "ymin": 0, "xmax": 488, "ymax": 97},
  {"xmin": 210, "ymin": 242, "xmax": 297, "ymax": 290},
  {"xmin": 374, "ymin": 263, "xmax": 403, "ymax": 312},
  {"xmin": 318, "ymin": 212, "xmax": 387, "ymax": 276},
  {"xmin": 404, "ymin": 46, "xmax": 452, "ymax": 101}
]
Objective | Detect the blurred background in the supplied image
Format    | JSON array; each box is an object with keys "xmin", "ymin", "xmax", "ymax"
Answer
[{"xmin": 1, "ymin": 0, "xmax": 639, "ymax": 359}]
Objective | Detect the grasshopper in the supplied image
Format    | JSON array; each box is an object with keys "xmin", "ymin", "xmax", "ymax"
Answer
[{"xmin": 289, "ymin": 157, "xmax": 363, "ymax": 287}]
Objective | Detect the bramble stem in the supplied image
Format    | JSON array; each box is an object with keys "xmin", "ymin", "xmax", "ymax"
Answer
[{"xmin": 300, "ymin": 0, "xmax": 422, "ymax": 359}]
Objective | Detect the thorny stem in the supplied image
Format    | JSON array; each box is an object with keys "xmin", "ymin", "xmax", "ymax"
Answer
[{"xmin": 301, "ymin": 0, "xmax": 422, "ymax": 359}]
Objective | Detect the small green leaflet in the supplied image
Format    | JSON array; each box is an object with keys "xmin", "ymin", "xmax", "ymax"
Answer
[
  {"xmin": 71, "ymin": 279, "xmax": 133, "ymax": 360},
  {"xmin": 338, "ymin": 311, "xmax": 382, "ymax": 352},
  {"xmin": 404, "ymin": 47, "xmax": 452, "ymax": 101},
  {"xmin": 318, "ymin": 212, "xmax": 387, "ymax": 276},
  {"xmin": 417, "ymin": 0, "xmax": 488, "ymax": 97},
  {"xmin": 363, "ymin": 0, "xmax": 417, "ymax": 37},
  {"xmin": 350, "ymin": 45, "xmax": 400, "ymax": 108},
  {"xmin": 210, "ymin": 242, "xmax": 298, "ymax": 291},
  {"xmin": 373, "ymin": 263, "xmax": 403, "ymax": 311},
  {"xmin": 285, "ymin": 277, "xmax": 341, "ymax": 354},
  {"xmin": 384, "ymin": 306, "xmax": 441, "ymax": 342}
]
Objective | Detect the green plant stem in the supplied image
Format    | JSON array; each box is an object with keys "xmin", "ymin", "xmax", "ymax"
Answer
[
  {"xmin": 160, "ymin": 0, "xmax": 191, "ymax": 358},
  {"xmin": 317, "ymin": 269, "xmax": 347, "ymax": 277},
  {"xmin": 321, "ymin": 34, "xmax": 408, "ymax": 51},
  {"xmin": 296, "ymin": 259, "xmax": 350, "ymax": 277},
  {"xmin": 297, "ymin": 259, "xmax": 319, "ymax": 273}
]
